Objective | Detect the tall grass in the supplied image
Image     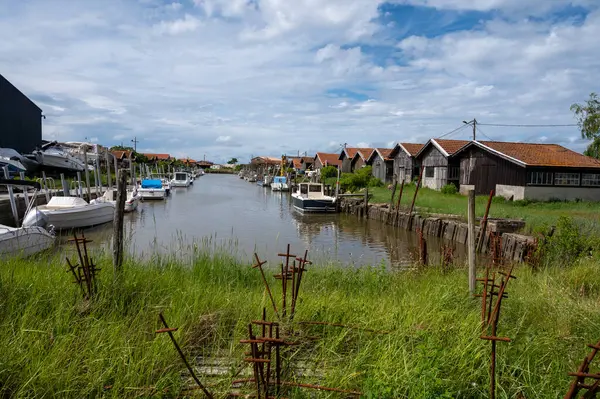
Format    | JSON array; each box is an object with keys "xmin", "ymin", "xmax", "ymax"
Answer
[{"xmin": 1, "ymin": 248, "xmax": 600, "ymax": 397}]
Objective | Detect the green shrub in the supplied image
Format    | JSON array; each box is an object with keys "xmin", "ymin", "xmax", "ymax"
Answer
[
  {"xmin": 368, "ymin": 177, "xmax": 384, "ymax": 188},
  {"xmin": 321, "ymin": 165, "xmax": 338, "ymax": 179},
  {"xmin": 536, "ymin": 216, "xmax": 600, "ymax": 267},
  {"xmin": 440, "ymin": 183, "xmax": 457, "ymax": 195},
  {"xmin": 340, "ymin": 166, "xmax": 374, "ymax": 192}
]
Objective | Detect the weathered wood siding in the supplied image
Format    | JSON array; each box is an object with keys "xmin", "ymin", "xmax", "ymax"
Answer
[
  {"xmin": 393, "ymin": 151, "xmax": 418, "ymax": 183},
  {"xmin": 351, "ymin": 156, "xmax": 366, "ymax": 172},
  {"xmin": 419, "ymin": 146, "xmax": 449, "ymax": 190},
  {"xmin": 459, "ymin": 147, "xmax": 526, "ymax": 194},
  {"xmin": 314, "ymin": 158, "xmax": 323, "ymax": 170},
  {"xmin": 340, "ymin": 153, "xmax": 352, "ymax": 173},
  {"xmin": 369, "ymin": 153, "xmax": 394, "ymax": 183}
]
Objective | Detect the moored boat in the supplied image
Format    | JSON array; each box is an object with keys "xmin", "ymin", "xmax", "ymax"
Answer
[
  {"xmin": 271, "ymin": 176, "xmax": 289, "ymax": 192},
  {"xmin": 22, "ymin": 196, "xmax": 115, "ymax": 230},
  {"xmin": 90, "ymin": 188, "xmax": 141, "ymax": 212},
  {"xmin": 291, "ymin": 183, "xmax": 336, "ymax": 212},
  {"xmin": 171, "ymin": 172, "xmax": 191, "ymax": 187},
  {"xmin": 138, "ymin": 179, "xmax": 167, "ymax": 200},
  {"xmin": 0, "ymin": 224, "xmax": 55, "ymax": 257}
]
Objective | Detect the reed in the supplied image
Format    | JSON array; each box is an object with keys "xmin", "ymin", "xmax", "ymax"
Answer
[{"xmin": 1, "ymin": 246, "xmax": 599, "ymax": 397}]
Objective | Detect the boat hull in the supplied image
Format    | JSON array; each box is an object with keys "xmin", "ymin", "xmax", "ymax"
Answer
[
  {"xmin": 171, "ymin": 181, "xmax": 191, "ymax": 187},
  {"xmin": 291, "ymin": 195, "xmax": 336, "ymax": 212},
  {"xmin": 271, "ymin": 183, "xmax": 289, "ymax": 192},
  {"xmin": 40, "ymin": 152, "xmax": 85, "ymax": 172},
  {"xmin": 23, "ymin": 202, "xmax": 115, "ymax": 230},
  {"xmin": 0, "ymin": 225, "xmax": 55, "ymax": 257},
  {"xmin": 138, "ymin": 189, "xmax": 166, "ymax": 200}
]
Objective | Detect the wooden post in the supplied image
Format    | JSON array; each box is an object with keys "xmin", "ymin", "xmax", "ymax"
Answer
[
  {"xmin": 364, "ymin": 188, "xmax": 369, "ymax": 219},
  {"xmin": 113, "ymin": 156, "xmax": 119, "ymax": 185},
  {"xmin": 468, "ymin": 189, "xmax": 476, "ymax": 295},
  {"xmin": 83, "ymin": 150, "xmax": 92, "ymax": 202},
  {"xmin": 409, "ymin": 166, "xmax": 424, "ymax": 215},
  {"xmin": 394, "ymin": 180, "xmax": 405, "ymax": 225},
  {"xmin": 129, "ymin": 153, "xmax": 134, "ymax": 187},
  {"xmin": 113, "ymin": 172, "xmax": 127, "ymax": 273},
  {"xmin": 105, "ymin": 151, "xmax": 112, "ymax": 188}
]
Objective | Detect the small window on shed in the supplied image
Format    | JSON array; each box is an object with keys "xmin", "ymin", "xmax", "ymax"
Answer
[
  {"xmin": 554, "ymin": 172, "xmax": 580, "ymax": 186},
  {"xmin": 425, "ymin": 167, "xmax": 434, "ymax": 178}
]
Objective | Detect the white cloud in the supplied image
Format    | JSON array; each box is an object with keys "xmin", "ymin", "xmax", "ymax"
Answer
[
  {"xmin": 0, "ymin": 0, "xmax": 598, "ymax": 162},
  {"xmin": 154, "ymin": 14, "xmax": 201, "ymax": 35}
]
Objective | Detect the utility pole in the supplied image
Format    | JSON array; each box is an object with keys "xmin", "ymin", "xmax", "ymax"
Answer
[
  {"xmin": 463, "ymin": 119, "xmax": 477, "ymax": 140},
  {"xmin": 131, "ymin": 136, "xmax": 139, "ymax": 152}
]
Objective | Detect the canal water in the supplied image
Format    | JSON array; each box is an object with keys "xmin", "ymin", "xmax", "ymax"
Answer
[{"xmin": 81, "ymin": 174, "xmax": 467, "ymax": 269}]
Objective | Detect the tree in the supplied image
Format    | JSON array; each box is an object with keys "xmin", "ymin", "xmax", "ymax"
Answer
[
  {"xmin": 571, "ymin": 93, "xmax": 600, "ymax": 158},
  {"xmin": 227, "ymin": 158, "xmax": 238, "ymax": 165},
  {"xmin": 110, "ymin": 145, "xmax": 134, "ymax": 151}
]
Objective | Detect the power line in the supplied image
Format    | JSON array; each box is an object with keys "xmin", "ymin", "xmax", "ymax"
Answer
[
  {"xmin": 475, "ymin": 126, "xmax": 496, "ymax": 141},
  {"xmin": 438, "ymin": 123, "xmax": 470, "ymax": 139},
  {"xmin": 477, "ymin": 123, "xmax": 577, "ymax": 127}
]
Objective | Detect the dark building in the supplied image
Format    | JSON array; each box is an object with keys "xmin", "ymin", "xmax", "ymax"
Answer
[
  {"xmin": 454, "ymin": 141, "xmax": 600, "ymax": 201},
  {"xmin": 0, "ymin": 74, "xmax": 42, "ymax": 153},
  {"xmin": 415, "ymin": 139, "xmax": 469, "ymax": 190}
]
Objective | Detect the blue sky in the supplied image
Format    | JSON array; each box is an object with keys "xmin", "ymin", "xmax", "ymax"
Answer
[{"xmin": 1, "ymin": 0, "xmax": 599, "ymax": 163}]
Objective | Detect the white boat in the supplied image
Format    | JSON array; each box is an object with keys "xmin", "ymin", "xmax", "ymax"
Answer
[
  {"xmin": 189, "ymin": 172, "xmax": 194, "ymax": 185},
  {"xmin": 0, "ymin": 224, "xmax": 55, "ymax": 257},
  {"xmin": 171, "ymin": 172, "xmax": 191, "ymax": 187},
  {"xmin": 291, "ymin": 183, "xmax": 336, "ymax": 212},
  {"xmin": 22, "ymin": 196, "xmax": 115, "ymax": 230},
  {"xmin": 90, "ymin": 188, "xmax": 141, "ymax": 212},
  {"xmin": 271, "ymin": 176, "xmax": 289, "ymax": 192},
  {"xmin": 138, "ymin": 178, "xmax": 167, "ymax": 200},
  {"xmin": 26, "ymin": 142, "xmax": 86, "ymax": 172}
]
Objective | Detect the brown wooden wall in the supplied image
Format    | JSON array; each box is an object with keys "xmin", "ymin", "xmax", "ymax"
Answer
[
  {"xmin": 459, "ymin": 147, "xmax": 526, "ymax": 194},
  {"xmin": 420, "ymin": 146, "xmax": 448, "ymax": 167}
]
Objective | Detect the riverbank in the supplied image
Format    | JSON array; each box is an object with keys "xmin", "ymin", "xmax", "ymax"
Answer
[
  {"xmin": 1, "ymin": 249, "xmax": 599, "ymax": 397},
  {"xmin": 359, "ymin": 184, "xmax": 600, "ymax": 234}
]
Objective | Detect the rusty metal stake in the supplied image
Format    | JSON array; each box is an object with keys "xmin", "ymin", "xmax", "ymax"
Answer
[
  {"xmin": 156, "ymin": 313, "xmax": 213, "ymax": 399},
  {"xmin": 252, "ymin": 254, "xmax": 279, "ymax": 318},
  {"xmin": 409, "ymin": 165, "xmax": 424, "ymax": 217},
  {"xmin": 477, "ymin": 189, "xmax": 494, "ymax": 252}
]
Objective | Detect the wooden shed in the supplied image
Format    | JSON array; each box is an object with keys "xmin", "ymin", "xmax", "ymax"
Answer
[
  {"xmin": 453, "ymin": 140, "xmax": 600, "ymax": 201},
  {"xmin": 389, "ymin": 143, "xmax": 424, "ymax": 184},
  {"xmin": 414, "ymin": 139, "xmax": 469, "ymax": 190},
  {"xmin": 367, "ymin": 148, "xmax": 394, "ymax": 183}
]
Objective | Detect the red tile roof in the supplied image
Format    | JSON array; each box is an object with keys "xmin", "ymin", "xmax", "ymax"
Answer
[
  {"xmin": 251, "ymin": 156, "xmax": 281, "ymax": 165},
  {"xmin": 477, "ymin": 141, "xmax": 600, "ymax": 168},
  {"xmin": 368, "ymin": 148, "xmax": 395, "ymax": 163},
  {"xmin": 197, "ymin": 160, "xmax": 213, "ymax": 166},
  {"xmin": 292, "ymin": 158, "xmax": 302, "ymax": 169},
  {"xmin": 315, "ymin": 152, "xmax": 342, "ymax": 168},
  {"xmin": 111, "ymin": 150, "xmax": 132, "ymax": 160},
  {"xmin": 433, "ymin": 139, "xmax": 470, "ymax": 156},
  {"xmin": 399, "ymin": 143, "xmax": 424, "ymax": 156},
  {"xmin": 340, "ymin": 147, "xmax": 376, "ymax": 160},
  {"xmin": 142, "ymin": 153, "xmax": 171, "ymax": 161}
]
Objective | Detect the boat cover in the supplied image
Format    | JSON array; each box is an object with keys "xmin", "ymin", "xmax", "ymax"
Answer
[
  {"xmin": 141, "ymin": 179, "xmax": 163, "ymax": 189},
  {"xmin": 273, "ymin": 176, "xmax": 287, "ymax": 183}
]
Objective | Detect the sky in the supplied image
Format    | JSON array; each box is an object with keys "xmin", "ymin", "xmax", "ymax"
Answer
[{"xmin": 1, "ymin": 0, "xmax": 599, "ymax": 163}]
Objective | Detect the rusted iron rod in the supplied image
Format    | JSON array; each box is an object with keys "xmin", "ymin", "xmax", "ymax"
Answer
[
  {"xmin": 158, "ymin": 313, "xmax": 213, "ymax": 399},
  {"xmin": 394, "ymin": 180, "xmax": 405, "ymax": 224},
  {"xmin": 409, "ymin": 166, "xmax": 424, "ymax": 216},
  {"xmin": 252, "ymin": 254, "xmax": 279, "ymax": 318},
  {"xmin": 477, "ymin": 189, "xmax": 494, "ymax": 252},
  {"xmin": 155, "ymin": 327, "xmax": 178, "ymax": 333},
  {"xmin": 480, "ymin": 336, "xmax": 511, "ymax": 342}
]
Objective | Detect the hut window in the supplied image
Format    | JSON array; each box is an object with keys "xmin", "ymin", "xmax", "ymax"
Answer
[
  {"xmin": 582, "ymin": 173, "xmax": 600, "ymax": 186},
  {"xmin": 554, "ymin": 172, "xmax": 580, "ymax": 186},
  {"xmin": 528, "ymin": 171, "xmax": 553, "ymax": 185},
  {"xmin": 448, "ymin": 166, "xmax": 460, "ymax": 180},
  {"xmin": 425, "ymin": 167, "xmax": 434, "ymax": 178}
]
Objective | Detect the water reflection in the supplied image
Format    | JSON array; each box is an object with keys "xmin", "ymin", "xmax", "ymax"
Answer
[{"xmin": 76, "ymin": 174, "xmax": 467, "ymax": 269}]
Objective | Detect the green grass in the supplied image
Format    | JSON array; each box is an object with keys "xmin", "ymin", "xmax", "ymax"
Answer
[
  {"xmin": 363, "ymin": 184, "xmax": 600, "ymax": 234},
  {"xmin": 1, "ymin": 247, "xmax": 600, "ymax": 397}
]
